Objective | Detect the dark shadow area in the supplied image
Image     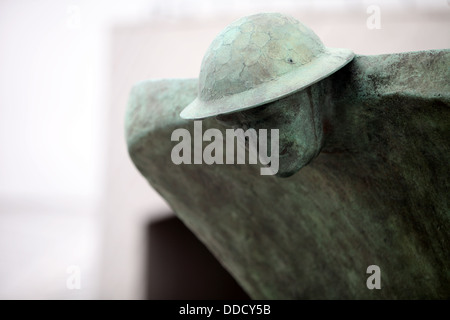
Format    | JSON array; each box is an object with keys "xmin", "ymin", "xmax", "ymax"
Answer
[{"xmin": 146, "ymin": 214, "xmax": 250, "ymax": 300}]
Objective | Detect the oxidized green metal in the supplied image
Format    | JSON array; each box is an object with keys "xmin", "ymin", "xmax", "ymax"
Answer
[
  {"xmin": 180, "ymin": 13, "xmax": 354, "ymax": 119},
  {"xmin": 125, "ymin": 12, "xmax": 450, "ymax": 299}
]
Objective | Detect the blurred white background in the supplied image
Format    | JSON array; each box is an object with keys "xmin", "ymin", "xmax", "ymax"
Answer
[{"xmin": 0, "ymin": 0, "xmax": 448, "ymax": 299}]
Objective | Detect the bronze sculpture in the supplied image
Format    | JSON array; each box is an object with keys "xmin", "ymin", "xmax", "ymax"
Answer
[{"xmin": 126, "ymin": 13, "xmax": 450, "ymax": 299}]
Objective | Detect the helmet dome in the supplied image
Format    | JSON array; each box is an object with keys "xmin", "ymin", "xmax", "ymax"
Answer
[{"xmin": 181, "ymin": 13, "xmax": 354, "ymax": 119}]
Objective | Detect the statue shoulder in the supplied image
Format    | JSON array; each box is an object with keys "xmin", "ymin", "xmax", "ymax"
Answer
[
  {"xmin": 125, "ymin": 78, "xmax": 197, "ymax": 150},
  {"xmin": 333, "ymin": 49, "xmax": 450, "ymax": 102}
]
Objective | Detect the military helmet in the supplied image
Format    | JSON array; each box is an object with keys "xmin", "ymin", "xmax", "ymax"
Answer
[{"xmin": 181, "ymin": 13, "xmax": 354, "ymax": 119}]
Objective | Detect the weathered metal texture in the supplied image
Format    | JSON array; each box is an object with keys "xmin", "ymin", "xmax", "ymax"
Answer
[
  {"xmin": 181, "ymin": 13, "xmax": 353, "ymax": 119},
  {"xmin": 126, "ymin": 50, "xmax": 449, "ymax": 299}
]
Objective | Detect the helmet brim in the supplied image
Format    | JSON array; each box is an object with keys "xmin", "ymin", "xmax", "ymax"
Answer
[{"xmin": 180, "ymin": 47, "xmax": 354, "ymax": 120}]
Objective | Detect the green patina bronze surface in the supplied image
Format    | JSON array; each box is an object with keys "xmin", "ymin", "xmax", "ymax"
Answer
[
  {"xmin": 126, "ymin": 50, "xmax": 449, "ymax": 299},
  {"xmin": 125, "ymin": 14, "xmax": 449, "ymax": 299}
]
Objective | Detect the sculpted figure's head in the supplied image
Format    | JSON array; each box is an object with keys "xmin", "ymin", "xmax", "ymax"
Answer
[{"xmin": 181, "ymin": 13, "xmax": 354, "ymax": 177}]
